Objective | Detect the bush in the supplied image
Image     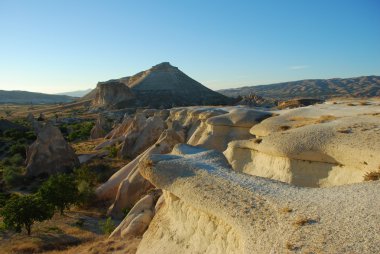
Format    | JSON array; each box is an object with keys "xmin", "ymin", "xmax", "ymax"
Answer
[
  {"xmin": 76, "ymin": 180, "xmax": 96, "ymax": 207},
  {"xmin": 9, "ymin": 143, "xmax": 27, "ymax": 157},
  {"xmin": 9, "ymin": 154, "xmax": 24, "ymax": 166},
  {"xmin": 66, "ymin": 122, "xmax": 94, "ymax": 142},
  {"xmin": 0, "ymin": 194, "xmax": 54, "ymax": 235},
  {"xmin": 38, "ymin": 174, "xmax": 79, "ymax": 215},
  {"xmin": 107, "ymin": 145, "xmax": 118, "ymax": 158},
  {"xmin": 74, "ymin": 166, "xmax": 97, "ymax": 187},
  {"xmin": 99, "ymin": 217, "xmax": 115, "ymax": 235},
  {"xmin": 2, "ymin": 165, "xmax": 24, "ymax": 188},
  {"xmin": 0, "ymin": 192, "xmax": 11, "ymax": 208},
  {"xmin": 3, "ymin": 129, "xmax": 24, "ymax": 140}
]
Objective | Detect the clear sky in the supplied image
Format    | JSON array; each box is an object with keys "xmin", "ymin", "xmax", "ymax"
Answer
[{"xmin": 0, "ymin": 0, "xmax": 379, "ymax": 93}]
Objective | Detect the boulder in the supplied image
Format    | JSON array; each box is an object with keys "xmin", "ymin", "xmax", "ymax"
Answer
[{"xmin": 25, "ymin": 124, "xmax": 79, "ymax": 177}]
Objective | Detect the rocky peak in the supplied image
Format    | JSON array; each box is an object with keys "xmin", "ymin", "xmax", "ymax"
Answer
[{"xmin": 150, "ymin": 62, "xmax": 178, "ymax": 71}]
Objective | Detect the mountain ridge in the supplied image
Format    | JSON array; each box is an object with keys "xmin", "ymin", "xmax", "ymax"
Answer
[{"xmin": 218, "ymin": 75, "xmax": 380, "ymax": 99}]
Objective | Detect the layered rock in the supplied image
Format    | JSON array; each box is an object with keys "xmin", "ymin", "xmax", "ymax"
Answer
[
  {"xmin": 87, "ymin": 62, "xmax": 231, "ymax": 108},
  {"xmin": 137, "ymin": 144, "xmax": 380, "ymax": 254},
  {"xmin": 225, "ymin": 103, "xmax": 380, "ymax": 187},
  {"xmin": 25, "ymin": 124, "xmax": 79, "ymax": 177},
  {"xmin": 92, "ymin": 80, "xmax": 135, "ymax": 109}
]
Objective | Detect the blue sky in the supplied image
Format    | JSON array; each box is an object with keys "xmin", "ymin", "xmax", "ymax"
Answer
[{"xmin": 0, "ymin": 0, "xmax": 379, "ymax": 93}]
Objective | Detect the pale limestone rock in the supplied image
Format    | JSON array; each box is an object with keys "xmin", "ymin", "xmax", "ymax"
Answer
[
  {"xmin": 137, "ymin": 144, "xmax": 380, "ymax": 254},
  {"xmin": 225, "ymin": 103, "xmax": 380, "ymax": 187},
  {"xmin": 96, "ymin": 129, "xmax": 184, "ymax": 204}
]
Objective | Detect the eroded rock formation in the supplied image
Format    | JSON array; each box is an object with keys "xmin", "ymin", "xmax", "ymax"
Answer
[
  {"xmin": 137, "ymin": 144, "xmax": 380, "ymax": 254},
  {"xmin": 25, "ymin": 124, "xmax": 79, "ymax": 177}
]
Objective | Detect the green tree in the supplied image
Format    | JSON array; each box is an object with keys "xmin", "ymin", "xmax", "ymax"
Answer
[
  {"xmin": 0, "ymin": 194, "xmax": 54, "ymax": 235},
  {"xmin": 38, "ymin": 174, "xmax": 79, "ymax": 215}
]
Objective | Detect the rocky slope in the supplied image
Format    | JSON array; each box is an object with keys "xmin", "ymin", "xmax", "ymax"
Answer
[
  {"xmin": 86, "ymin": 62, "xmax": 231, "ymax": 108},
  {"xmin": 218, "ymin": 75, "xmax": 380, "ymax": 99}
]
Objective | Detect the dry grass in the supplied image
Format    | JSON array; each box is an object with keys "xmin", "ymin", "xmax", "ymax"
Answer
[
  {"xmin": 347, "ymin": 103, "xmax": 356, "ymax": 106},
  {"xmin": 279, "ymin": 125, "xmax": 291, "ymax": 131},
  {"xmin": 288, "ymin": 115, "xmax": 338, "ymax": 128},
  {"xmin": 293, "ymin": 215, "xmax": 311, "ymax": 227},
  {"xmin": 337, "ymin": 128, "xmax": 351, "ymax": 134},
  {"xmin": 0, "ymin": 209, "xmax": 113, "ymax": 254},
  {"xmin": 363, "ymin": 170, "xmax": 380, "ymax": 181},
  {"xmin": 286, "ymin": 242, "xmax": 295, "ymax": 250},
  {"xmin": 280, "ymin": 207, "xmax": 293, "ymax": 213}
]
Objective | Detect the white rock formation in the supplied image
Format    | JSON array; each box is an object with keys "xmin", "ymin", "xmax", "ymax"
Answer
[
  {"xmin": 96, "ymin": 129, "xmax": 185, "ymax": 218},
  {"xmin": 137, "ymin": 144, "xmax": 380, "ymax": 254},
  {"xmin": 225, "ymin": 103, "xmax": 380, "ymax": 187}
]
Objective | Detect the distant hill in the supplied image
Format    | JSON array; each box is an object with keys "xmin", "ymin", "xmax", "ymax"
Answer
[
  {"xmin": 56, "ymin": 89, "xmax": 93, "ymax": 97},
  {"xmin": 85, "ymin": 62, "xmax": 232, "ymax": 108},
  {"xmin": 0, "ymin": 90, "xmax": 75, "ymax": 104},
  {"xmin": 218, "ymin": 76, "xmax": 380, "ymax": 99}
]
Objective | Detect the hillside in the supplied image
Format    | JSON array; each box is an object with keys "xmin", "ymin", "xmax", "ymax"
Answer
[
  {"xmin": 0, "ymin": 90, "xmax": 75, "ymax": 104},
  {"xmin": 218, "ymin": 75, "xmax": 380, "ymax": 99},
  {"xmin": 85, "ymin": 62, "xmax": 231, "ymax": 108}
]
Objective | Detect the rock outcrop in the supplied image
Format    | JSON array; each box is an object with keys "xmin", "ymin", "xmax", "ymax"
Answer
[
  {"xmin": 137, "ymin": 144, "xmax": 380, "ymax": 254},
  {"xmin": 92, "ymin": 80, "xmax": 135, "ymax": 109},
  {"xmin": 87, "ymin": 62, "xmax": 231, "ymax": 108},
  {"xmin": 225, "ymin": 103, "xmax": 380, "ymax": 187},
  {"xmin": 90, "ymin": 114, "xmax": 112, "ymax": 139},
  {"xmin": 25, "ymin": 124, "xmax": 79, "ymax": 177},
  {"xmin": 96, "ymin": 129, "xmax": 185, "ymax": 218}
]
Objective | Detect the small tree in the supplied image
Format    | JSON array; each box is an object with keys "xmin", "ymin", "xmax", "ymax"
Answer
[
  {"xmin": 38, "ymin": 174, "xmax": 79, "ymax": 215},
  {"xmin": 0, "ymin": 194, "xmax": 54, "ymax": 235}
]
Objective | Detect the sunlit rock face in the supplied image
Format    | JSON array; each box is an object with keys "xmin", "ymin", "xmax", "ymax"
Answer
[
  {"xmin": 92, "ymin": 80, "xmax": 135, "ymax": 109},
  {"xmin": 137, "ymin": 144, "xmax": 380, "ymax": 254},
  {"xmin": 225, "ymin": 102, "xmax": 380, "ymax": 187}
]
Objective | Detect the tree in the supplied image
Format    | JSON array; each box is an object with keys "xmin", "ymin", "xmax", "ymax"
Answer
[
  {"xmin": 38, "ymin": 174, "xmax": 79, "ymax": 215},
  {"xmin": 0, "ymin": 194, "xmax": 54, "ymax": 235}
]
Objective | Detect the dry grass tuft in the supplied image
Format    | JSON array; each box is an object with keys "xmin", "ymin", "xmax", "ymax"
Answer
[
  {"xmin": 347, "ymin": 103, "xmax": 356, "ymax": 106},
  {"xmin": 286, "ymin": 242, "xmax": 295, "ymax": 250},
  {"xmin": 280, "ymin": 207, "xmax": 293, "ymax": 213},
  {"xmin": 337, "ymin": 128, "xmax": 351, "ymax": 134},
  {"xmin": 359, "ymin": 101, "xmax": 370, "ymax": 106},
  {"xmin": 288, "ymin": 115, "xmax": 338, "ymax": 128},
  {"xmin": 293, "ymin": 215, "xmax": 311, "ymax": 227},
  {"xmin": 363, "ymin": 170, "xmax": 380, "ymax": 181},
  {"xmin": 279, "ymin": 125, "xmax": 291, "ymax": 131}
]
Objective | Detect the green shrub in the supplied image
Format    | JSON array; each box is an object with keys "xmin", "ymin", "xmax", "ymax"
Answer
[
  {"xmin": 107, "ymin": 145, "xmax": 118, "ymax": 158},
  {"xmin": 0, "ymin": 192, "xmax": 11, "ymax": 208},
  {"xmin": 74, "ymin": 166, "xmax": 97, "ymax": 186},
  {"xmin": 66, "ymin": 122, "xmax": 94, "ymax": 142},
  {"xmin": 77, "ymin": 180, "xmax": 96, "ymax": 207},
  {"xmin": 99, "ymin": 217, "xmax": 115, "ymax": 235},
  {"xmin": 38, "ymin": 174, "xmax": 79, "ymax": 215},
  {"xmin": 3, "ymin": 129, "xmax": 24, "ymax": 139},
  {"xmin": 0, "ymin": 194, "xmax": 54, "ymax": 235},
  {"xmin": 9, "ymin": 154, "xmax": 24, "ymax": 165},
  {"xmin": 8, "ymin": 143, "xmax": 27, "ymax": 159},
  {"xmin": 2, "ymin": 166, "xmax": 24, "ymax": 188}
]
